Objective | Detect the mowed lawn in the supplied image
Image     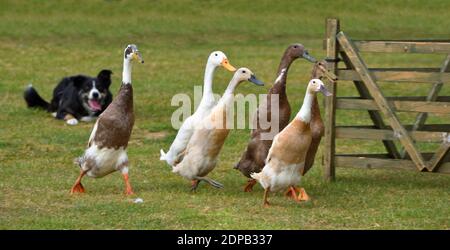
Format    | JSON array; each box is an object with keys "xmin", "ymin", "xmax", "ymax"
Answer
[{"xmin": 0, "ymin": 0, "xmax": 449, "ymax": 229}]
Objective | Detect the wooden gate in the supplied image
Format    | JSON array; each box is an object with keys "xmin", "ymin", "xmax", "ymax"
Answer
[{"xmin": 323, "ymin": 18, "xmax": 450, "ymax": 181}]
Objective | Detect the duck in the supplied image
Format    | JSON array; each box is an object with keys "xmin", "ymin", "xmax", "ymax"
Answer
[
  {"xmin": 160, "ymin": 51, "xmax": 236, "ymax": 167},
  {"xmin": 251, "ymin": 79, "xmax": 332, "ymax": 206},
  {"xmin": 70, "ymin": 44, "xmax": 144, "ymax": 195},
  {"xmin": 302, "ymin": 60, "xmax": 337, "ymax": 176},
  {"xmin": 233, "ymin": 43, "xmax": 316, "ymax": 192},
  {"xmin": 172, "ymin": 68, "xmax": 264, "ymax": 191}
]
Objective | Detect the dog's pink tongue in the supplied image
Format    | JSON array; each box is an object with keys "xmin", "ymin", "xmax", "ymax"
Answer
[{"xmin": 88, "ymin": 100, "xmax": 102, "ymax": 111}]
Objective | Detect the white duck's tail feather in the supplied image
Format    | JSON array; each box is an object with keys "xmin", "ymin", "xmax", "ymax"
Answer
[
  {"xmin": 251, "ymin": 172, "xmax": 270, "ymax": 190},
  {"xmin": 160, "ymin": 149, "xmax": 166, "ymax": 161}
]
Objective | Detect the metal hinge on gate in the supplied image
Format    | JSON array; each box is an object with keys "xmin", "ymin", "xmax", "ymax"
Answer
[{"xmin": 324, "ymin": 57, "xmax": 341, "ymax": 63}]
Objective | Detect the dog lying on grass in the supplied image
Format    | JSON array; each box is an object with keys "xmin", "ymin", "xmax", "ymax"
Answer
[{"xmin": 24, "ymin": 69, "xmax": 113, "ymax": 125}]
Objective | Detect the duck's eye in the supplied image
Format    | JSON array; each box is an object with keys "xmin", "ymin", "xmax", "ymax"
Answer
[
  {"xmin": 215, "ymin": 53, "xmax": 218, "ymax": 56},
  {"xmin": 294, "ymin": 45, "xmax": 298, "ymax": 48},
  {"xmin": 313, "ymin": 81, "xmax": 316, "ymax": 84},
  {"xmin": 242, "ymin": 70, "xmax": 246, "ymax": 73}
]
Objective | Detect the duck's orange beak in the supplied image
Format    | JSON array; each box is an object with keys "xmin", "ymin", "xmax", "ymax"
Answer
[{"xmin": 221, "ymin": 58, "xmax": 236, "ymax": 72}]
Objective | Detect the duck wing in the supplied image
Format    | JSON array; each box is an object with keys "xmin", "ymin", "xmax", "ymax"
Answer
[
  {"xmin": 89, "ymin": 84, "xmax": 134, "ymax": 149},
  {"xmin": 87, "ymin": 120, "xmax": 99, "ymax": 147},
  {"xmin": 301, "ymin": 97, "xmax": 324, "ymax": 176}
]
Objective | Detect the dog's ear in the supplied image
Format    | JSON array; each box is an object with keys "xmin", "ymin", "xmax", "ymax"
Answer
[
  {"xmin": 97, "ymin": 69, "xmax": 113, "ymax": 88},
  {"xmin": 72, "ymin": 75, "xmax": 86, "ymax": 88}
]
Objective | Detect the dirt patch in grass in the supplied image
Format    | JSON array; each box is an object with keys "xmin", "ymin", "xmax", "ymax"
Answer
[{"xmin": 142, "ymin": 131, "xmax": 168, "ymax": 140}]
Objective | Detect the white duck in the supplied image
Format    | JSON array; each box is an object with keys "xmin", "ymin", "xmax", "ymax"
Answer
[
  {"xmin": 251, "ymin": 79, "xmax": 332, "ymax": 206},
  {"xmin": 70, "ymin": 44, "xmax": 143, "ymax": 195},
  {"xmin": 173, "ymin": 68, "xmax": 264, "ymax": 190},
  {"xmin": 160, "ymin": 51, "xmax": 236, "ymax": 166}
]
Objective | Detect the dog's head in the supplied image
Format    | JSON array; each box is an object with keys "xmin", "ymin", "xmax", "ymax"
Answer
[{"xmin": 73, "ymin": 69, "xmax": 112, "ymax": 114}]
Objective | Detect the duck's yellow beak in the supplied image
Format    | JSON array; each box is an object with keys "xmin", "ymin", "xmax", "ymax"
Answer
[
  {"xmin": 132, "ymin": 52, "xmax": 144, "ymax": 63},
  {"xmin": 221, "ymin": 58, "xmax": 236, "ymax": 72}
]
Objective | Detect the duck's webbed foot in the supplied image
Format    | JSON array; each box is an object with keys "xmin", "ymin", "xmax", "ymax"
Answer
[
  {"xmin": 70, "ymin": 170, "xmax": 87, "ymax": 194},
  {"xmin": 285, "ymin": 187, "xmax": 310, "ymax": 202},
  {"xmin": 70, "ymin": 182, "xmax": 85, "ymax": 194},
  {"xmin": 196, "ymin": 177, "xmax": 223, "ymax": 189},
  {"xmin": 298, "ymin": 188, "xmax": 310, "ymax": 202},
  {"xmin": 285, "ymin": 186, "xmax": 301, "ymax": 201},
  {"xmin": 190, "ymin": 180, "xmax": 200, "ymax": 192}
]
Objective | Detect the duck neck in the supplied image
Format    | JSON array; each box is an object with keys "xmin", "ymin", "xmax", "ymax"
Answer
[
  {"xmin": 202, "ymin": 61, "xmax": 216, "ymax": 102},
  {"xmin": 296, "ymin": 90, "xmax": 315, "ymax": 123},
  {"xmin": 274, "ymin": 54, "xmax": 295, "ymax": 86},
  {"xmin": 122, "ymin": 59, "xmax": 132, "ymax": 85},
  {"xmin": 224, "ymin": 76, "xmax": 240, "ymax": 96}
]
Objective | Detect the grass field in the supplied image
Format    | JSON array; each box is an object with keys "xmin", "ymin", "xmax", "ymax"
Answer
[{"xmin": 0, "ymin": 0, "xmax": 449, "ymax": 229}]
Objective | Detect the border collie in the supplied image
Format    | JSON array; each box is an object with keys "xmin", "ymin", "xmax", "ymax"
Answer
[{"xmin": 24, "ymin": 69, "xmax": 113, "ymax": 125}]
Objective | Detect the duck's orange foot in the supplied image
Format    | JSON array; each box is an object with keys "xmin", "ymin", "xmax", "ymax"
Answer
[
  {"xmin": 244, "ymin": 179, "xmax": 257, "ymax": 192},
  {"xmin": 298, "ymin": 188, "xmax": 310, "ymax": 202},
  {"xmin": 70, "ymin": 182, "xmax": 85, "ymax": 194},
  {"xmin": 190, "ymin": 180, "xmax": 200, "ymax": 192},
  {"xmin": 285, "ymin": 187, "xmax": 300, "ymax": 201},
  {"xmin": 122, "ymin": 173, "xmax": 134, "ymax": 195},
  {"xmin": 263, "ymin": 201, "xmax": 270, "ymax": 208}
]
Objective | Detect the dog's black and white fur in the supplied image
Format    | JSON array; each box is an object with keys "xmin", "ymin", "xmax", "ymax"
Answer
[{"xmin": 24, "ymin": 69, "xmax": 113, "ymax": 125}]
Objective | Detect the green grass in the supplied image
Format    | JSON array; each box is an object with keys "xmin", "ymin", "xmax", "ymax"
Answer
[{"xmin": 0, "ymin": 0, "xmax": 449, "ymax": 229}]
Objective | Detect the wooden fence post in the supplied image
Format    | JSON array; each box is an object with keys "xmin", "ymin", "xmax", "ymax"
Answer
[{"xmin": 323, "ymin": 18, "xmax": 339, "ymax": 181}]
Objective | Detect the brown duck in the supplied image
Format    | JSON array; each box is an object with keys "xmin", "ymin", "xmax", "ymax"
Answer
[
  {"xmin": 234, "ymin": 46, "xmax": 336, "ymax": 192},
  {"xmin": 70, "ymin": 44, "xmax": 144, "ymax": 195},
  {"xmin": 302, "ymin": 60, "xmax": 337, "ymax": 175}
]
